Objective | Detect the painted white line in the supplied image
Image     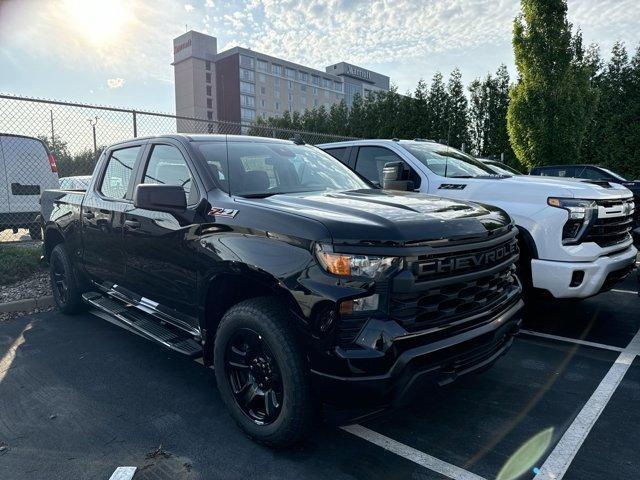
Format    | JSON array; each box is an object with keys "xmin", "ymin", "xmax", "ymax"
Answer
[
  {"xmin": 610, "ymin": 288, "xmax": 637, "ymax": 295},
  {"xmin": 341, "ymin": 424, "xmax": 486, "ymax": 480},
  {"xmin": 108, "ymin": 466, "xmax": 136, "ymax": 480},
  {"xmin": 533, "ymin": 329, "xmax": 640, "ymax": 479},
  {"xmin": 519, "ymin": 330, "xmax": 625, "ymax": 353}
]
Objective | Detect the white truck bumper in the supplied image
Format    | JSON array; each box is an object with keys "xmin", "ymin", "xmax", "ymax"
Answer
[{"xmin": 531, "ymin": 245, "xmax": 637, "ymax": 299}]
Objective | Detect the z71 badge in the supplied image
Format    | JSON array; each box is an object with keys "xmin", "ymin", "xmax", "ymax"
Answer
[{"xmin": 208, "ymin": 207, "xmax": 238, "ymax": 218}]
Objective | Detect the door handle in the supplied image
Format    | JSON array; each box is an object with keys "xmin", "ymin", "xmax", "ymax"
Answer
[
  {"xmin": 124, "ymin": 219, "xmax": 141, "ymax": 229},
  {"xmin": 82, "ymin": 212, "xmax": 95, "ymax": 220}
]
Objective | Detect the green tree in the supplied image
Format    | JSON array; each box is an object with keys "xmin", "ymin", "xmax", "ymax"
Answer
[
  {"xmin": 447, "ymin": 68, "xmax": 471, "ymax": 150},
  {"xmin": 427, "ymin": 72, "xmax": 450, "ymax": 143},
  {"xmin": 507, "ymin": 0, "xmax": 597, "ymax": 168}
]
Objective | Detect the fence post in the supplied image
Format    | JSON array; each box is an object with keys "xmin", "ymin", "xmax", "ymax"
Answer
[{"xmin": 132, "ymin": 110, "xmax": 138, "ymax": 137}]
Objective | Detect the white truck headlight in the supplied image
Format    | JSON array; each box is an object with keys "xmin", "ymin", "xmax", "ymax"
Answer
[{"xmin": 548, "ymin": 197, "xmax": 597, "ymax": 244}]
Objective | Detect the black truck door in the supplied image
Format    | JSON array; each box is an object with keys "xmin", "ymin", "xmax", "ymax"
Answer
[
  {"xmin": 121, "ymin": 142, "xmax": 200, "ymax": 328},
  {"xmin": 82, "ymin": 145, "xmax": 142, "ymax": 287}
]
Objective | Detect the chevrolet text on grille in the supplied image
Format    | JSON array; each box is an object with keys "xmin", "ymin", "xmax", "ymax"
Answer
[{"xmin": 419, "ymin": 242, "xmax": 518, "ymax": 275}]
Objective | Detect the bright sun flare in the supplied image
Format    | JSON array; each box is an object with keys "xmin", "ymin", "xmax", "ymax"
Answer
[{"xmin": 63, "ymin": 0, "xmax": 131, "ymax": 46}]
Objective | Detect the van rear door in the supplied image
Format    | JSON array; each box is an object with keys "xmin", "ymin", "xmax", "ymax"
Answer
[{"xmin": 0, "ymin": 135, "xmax": 59, "ymax": 219}]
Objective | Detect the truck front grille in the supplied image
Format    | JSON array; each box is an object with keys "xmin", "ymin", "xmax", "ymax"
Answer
[
  {"xmin": 390, "ymin": 264, "xmax": 519, "ymax": 332},
  {"xmin": 583, "ymin": 199, "xmax": 634, "ymax": 248}
]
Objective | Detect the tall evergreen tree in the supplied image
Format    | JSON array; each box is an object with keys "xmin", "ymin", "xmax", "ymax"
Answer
[
  {"xmin": 427, "ymin": 72, "xmax": 450, "ymax": 143},
  {"xmin": 447, "ymin": 68, "xmax": 471, "ymax": 150},
  {"xmin": 507, "ymin": 0, "xmax": 597, "ymax": 168}
]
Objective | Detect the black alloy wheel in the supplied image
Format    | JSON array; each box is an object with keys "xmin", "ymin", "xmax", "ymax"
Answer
[
  {"xmin": 49, "ymin": 244, "xmax": 84, "ymax": 314},
  {"xmin": 51, "ymin": 254, "xmax": 69, "ymax": 304},
  {"xmin": 225, "ymin": 328, "xmax": 283, "ymax": 425}
]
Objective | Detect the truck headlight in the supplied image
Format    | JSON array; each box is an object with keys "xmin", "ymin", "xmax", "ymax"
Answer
[
  {"xmin": 548, "ymin": 197, "xmax": 597, "ymax": 244},
  {"xmin": 315, "ymin": 244, "xmax": 401, "ymax": 278}
]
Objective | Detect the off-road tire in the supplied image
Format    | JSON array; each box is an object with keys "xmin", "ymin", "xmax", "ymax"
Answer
[
  {"xmin": 50, "ymin": 244, "xmax": 84, "ymax": 314},
  {"xmin": 214, "ymin": 297, "xmax": 313, "ymax": 448}
]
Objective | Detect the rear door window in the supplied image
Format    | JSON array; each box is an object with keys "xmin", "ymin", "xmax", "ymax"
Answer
[{"xmin": 99, "ymin": 146, "xmax": 140, "ymax": 199}]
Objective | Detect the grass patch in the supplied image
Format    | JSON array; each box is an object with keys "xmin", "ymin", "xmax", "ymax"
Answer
[{"xmin": 0, "ymin": 245, "xmax": 44, "ymax": 286}]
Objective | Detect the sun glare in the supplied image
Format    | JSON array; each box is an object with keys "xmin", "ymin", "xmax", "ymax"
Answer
[{"xmin": 63, "ymin": 0, "xmax": 131, "ymax": 46}]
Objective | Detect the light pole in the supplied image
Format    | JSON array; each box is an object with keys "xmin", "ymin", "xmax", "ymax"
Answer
[{"xmin": 87, "ymin": 116, "xmax": 100, "ymax": 157}]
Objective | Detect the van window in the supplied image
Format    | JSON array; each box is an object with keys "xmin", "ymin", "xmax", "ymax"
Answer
[
  {"xmin": 143, "ymin": 144, "xmax": 198, "ymax": 204},
  {"xmin": 99, "ymin": 146, "xmax": 140, "ymax": 199}
]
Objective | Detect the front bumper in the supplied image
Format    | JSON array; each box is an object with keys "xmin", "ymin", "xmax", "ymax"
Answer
[
  {"xmin": 531, "ymin": 245, "xmax": 637, "ymax": 298},
  {"xmin": 311, "ymin": 298, "xmax": 523, "ymax": 408}
]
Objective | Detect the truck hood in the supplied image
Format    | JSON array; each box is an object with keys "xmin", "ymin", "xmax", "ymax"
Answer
[
  {"xmin": 506, "ymin": 175, "xmax": 633, "ymax": 200},
  {"xmin": 244, "ymin": 189, "xmax": 511, "ymax": 245}
]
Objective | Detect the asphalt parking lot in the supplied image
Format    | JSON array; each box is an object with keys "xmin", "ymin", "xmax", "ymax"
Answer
[{"xmin": 1, "ymin": 275, "xmax": 639, "ymax": 480}]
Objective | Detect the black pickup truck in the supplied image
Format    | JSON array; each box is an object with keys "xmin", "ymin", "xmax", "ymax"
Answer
[{"xmin": 41, "ymin": 134, "xmax": 523, "ymax": 447}]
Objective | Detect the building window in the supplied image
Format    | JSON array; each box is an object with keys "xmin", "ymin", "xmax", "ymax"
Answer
[
  {"xmin": 205, "ymin": 61, "xmax": 211, "ymax": 71},
  {"xmin": 239, "ymin": 54, "xmax": 255, "ymax": 69},
  {"xmin": 260, "ymin": 86, "xmax": 266, "ymax": 95},
  {"xmin": 257, "ymin": 59, "xmax": 268, "ymax": 71},
  {"xmin": 241, "ymin": 94, "xmax": 255, "ymax": 108},
  {"xmin": 260, "ymin": 111, "xmax": 267, "ymax": 119},
  {"xmin": 259, "ymin": 73, "xmax": 266, "ymax": 83},
  {"xmin": 275, "ymin": 101, "xmax": 280, "ymax": 111},
  {"xmin": 274, "ymin": 77, "xmax": 280, "ymax": 87},
  {"xmin": 240, "ymin": 81, "xmax": 255, "ymax": 94},
  {"xmin": 206, "ymin": 85, "xmax": 212, "ymax": 96},
  {"xmin": 240, "ymin": 68, "xmax": 255, "ymax": 82},
  {"xmin": 285, "ymin": 67, "xmax": 295, "ymax": 79},
  {"xmin": 241, "ymin": 108, "xmax": 256, "ymax": 121},
  {"xmin": 288, "ymin": 92, "xmax": 293, "ymax": 102},
  {"xmin": 207, "ymin": 111, "xmax": 213, "ymax": 120},
  {"xmin": 313, "ymin": 87, "xmax": 318, "ymax": 95},
  {"xmin": 334, "ymin": 81, "xmax": 342, "ymax": 92},
  {"xmin": 311, "ymin": 75, "xmax": 320, "ymax": 86},
  {"xmin": 300, "ymin": 84, "xmax": 306, "ymax": 92},
  {"xmin": 299, "ymin": 71, "xmax": 308, "ymax": 82},
  {"xmin": 288, "ymin": 103, "xmax": 293, "ymax": 112},
  {"xmin": 206, "ymin": 72, "xmax": 211, "ymax": 84},
  {"xmin": 260, "ymin": 99, "xmax": 265, "ymax": 108},
  {"xmin": 288, "ymin": 81, "xmax": 293, "ymax": 90},
  {"xmin": 207, "ymin": 98, "xmax": 212, "ymax": 108},
  {"xmin": 272, "ymin": 64, "xmax": 282, "ymax": 75},
  {"xmin": 313, "ymin": 98, "xmax": 318, "ymax": 107},
  {"xmin": 322, "ymin": 78, "xmax": 332, "ymax": 89},
  {"xmin": 274, "ymin": 88, "xmax": 280, "ymax": 99}
]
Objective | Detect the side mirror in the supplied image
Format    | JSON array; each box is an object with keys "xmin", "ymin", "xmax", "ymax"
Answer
[
  {"xmin": 381, "ymin": 161, "xmax": 414, "ymax": 191},
  {"xmin": 133, "ymin": 184, "xmax": 187, "ymax": 212}
]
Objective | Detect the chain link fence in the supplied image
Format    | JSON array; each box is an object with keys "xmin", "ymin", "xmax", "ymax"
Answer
[{"xmin": 0, "ymin": 94, "xmax": 354, "ymax": 243}]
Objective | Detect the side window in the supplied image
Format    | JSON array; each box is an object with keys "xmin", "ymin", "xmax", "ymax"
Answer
[
  {"xmin": 355, "ymin": 146, "xmax": 421, "ymax": 188},
  {"xmin": 99, "ymin": 146, "xmax": 140, "ymax": 199},
  {"xmin": 323, "ymin": 147, "xmax": 347, "ymax": 164},
  {"xmin": 580, "ymin": 167, "xmax": 607, "ymax": 180},
  {"xmin": 143, "ymin": 145, "xmax": 198, "ymax": 204}
]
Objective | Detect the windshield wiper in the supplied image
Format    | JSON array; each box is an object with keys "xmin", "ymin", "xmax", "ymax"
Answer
[{"xmin": 449, "ymin": 175, "xmax": 474, "ymax": 178}]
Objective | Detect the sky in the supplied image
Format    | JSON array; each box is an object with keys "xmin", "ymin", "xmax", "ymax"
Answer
[{"xmin": 1, "ymin": 0, "xmax": 639, "ymax": 114}]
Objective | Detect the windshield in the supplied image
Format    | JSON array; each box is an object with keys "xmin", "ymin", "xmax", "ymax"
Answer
[
  {"xmin": 198, "ymin": 142, "xmax": 369, "ymax": 197},
  {"xmin": 598, "ymin": 167, "xmax": 627, "ymax": 182},
  {"xmin": 401, "ymin": 143, "xmax": 498, "ymax": 178},
  {"xmin": 485, "ymin": 161, "xmax": 521, "ymax": 176}
]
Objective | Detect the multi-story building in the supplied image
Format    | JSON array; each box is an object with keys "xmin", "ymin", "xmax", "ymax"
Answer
[{"xmin": 172, "ymin": 31, "xmax": 390, "ymax": 129}]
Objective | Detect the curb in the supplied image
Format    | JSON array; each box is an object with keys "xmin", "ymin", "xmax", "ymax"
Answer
[{"xmin": 0, "ymin": 296, "xmax": 55, "ymax": 313}]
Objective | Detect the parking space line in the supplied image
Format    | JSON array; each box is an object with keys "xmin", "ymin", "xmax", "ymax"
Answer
[
  {"xmin": 341, "ymin": 424, "xmax": 486, "ymax": 480},
  {"xmin": 108, "ymin": 466, "xmax": 136, "ymax": 480},
  {"xmin": 519, "ymin": 330, "xmax": 625, "ymax": 353},
  {"xmin": 533, "ymin": 329, "xmax": 640, "ymax": 479},
  {"xmin": 610, "ymin": 288, "xmax": 638, "ymax": 295}
]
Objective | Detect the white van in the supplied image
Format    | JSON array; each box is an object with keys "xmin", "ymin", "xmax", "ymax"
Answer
[{"xmin": 0, "ymin": 134, "xmax": 59, "ymax": 239}]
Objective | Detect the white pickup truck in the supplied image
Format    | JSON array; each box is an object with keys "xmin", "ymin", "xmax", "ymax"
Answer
[{"xmin": 318, "ymin": 139, "xmax": 637, "ymax": 299}]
